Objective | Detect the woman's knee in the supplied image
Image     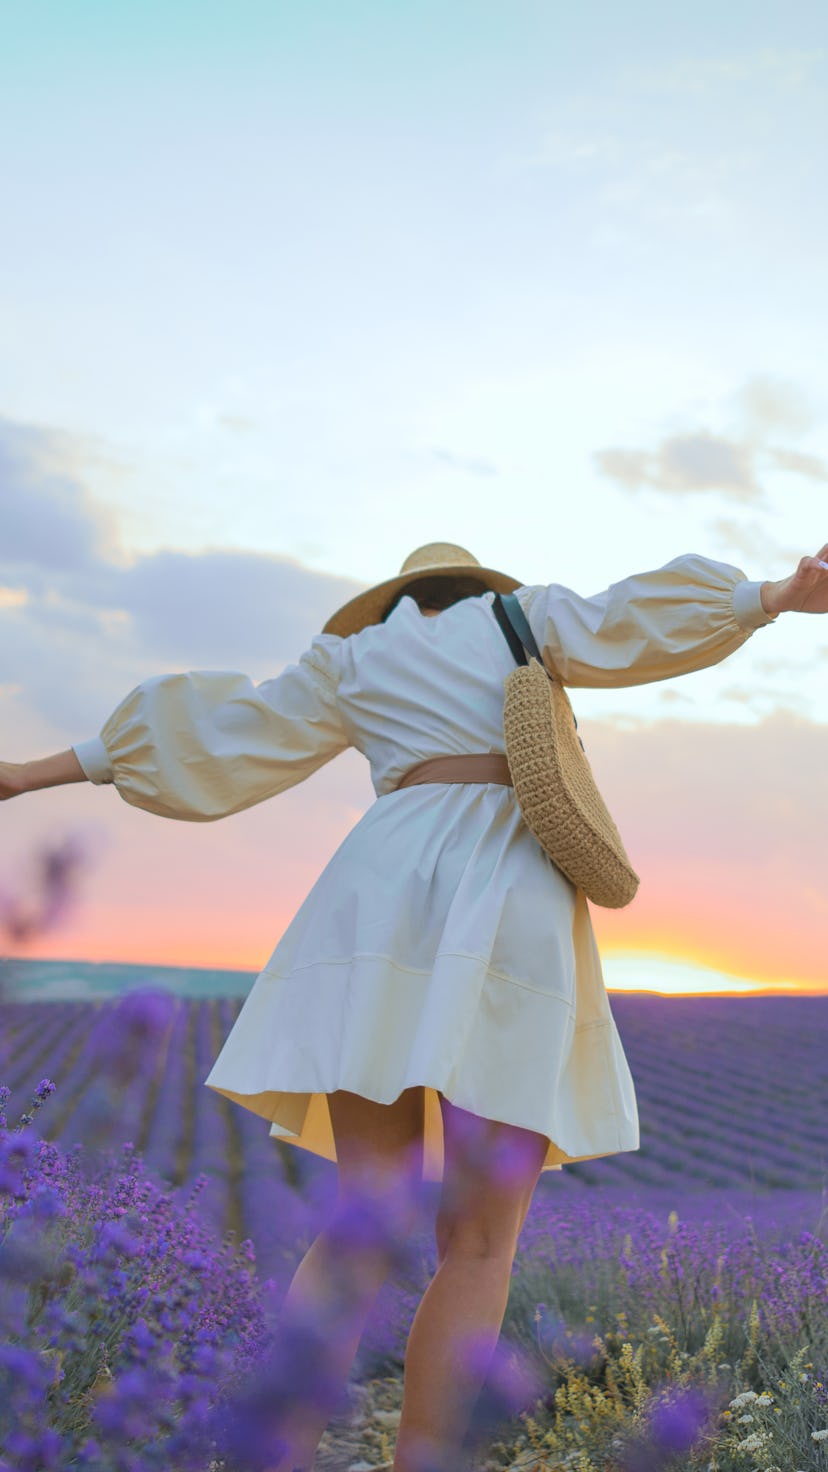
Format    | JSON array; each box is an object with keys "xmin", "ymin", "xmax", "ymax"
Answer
[
  {"xmin": 436, "ymin": 1213, "xmax": 522, "ymax": 1265},
  {"xmin": 435, "ymin": 1181, "xmax": 531, "ymax": 1264},
  {"xmin": 435, "ymin": 1096, "xmax": 547, "ymax": 1265}
]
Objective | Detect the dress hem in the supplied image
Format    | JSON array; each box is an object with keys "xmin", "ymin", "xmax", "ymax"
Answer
[{"xmin": 204, "ymin": 1076, "xmax": 640, "ymax": 1184}]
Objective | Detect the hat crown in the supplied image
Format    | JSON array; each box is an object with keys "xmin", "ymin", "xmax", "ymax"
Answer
[
  {"xmin": 321, "ymin": 541, "xmax": 519, "ymax": 636},
  {"xmin": 399, "ymin": 542, "xmax": 481, "ymax": 576}
]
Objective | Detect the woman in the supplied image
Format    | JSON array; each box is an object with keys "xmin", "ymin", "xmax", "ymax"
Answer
[{"xmin": 2, "ymin": 539, "xmax": 827, "ymax": 1472}]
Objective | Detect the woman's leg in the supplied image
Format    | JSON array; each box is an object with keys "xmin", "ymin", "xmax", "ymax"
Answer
[
  {"xmin": 269, "ymin": 1085, "xmax": 426, "ymax": 1470},
  {"xmin": 393, "ymin": 1096, "xmax": 549, "ymax": 1472}
]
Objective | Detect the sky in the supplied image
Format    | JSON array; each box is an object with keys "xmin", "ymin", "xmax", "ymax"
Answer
[{"xmin": 1, "ymin": 0, "xmax": 827, "ymax": 993}]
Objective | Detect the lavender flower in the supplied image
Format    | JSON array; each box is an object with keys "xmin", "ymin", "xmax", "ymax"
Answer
[
  {"xmin": 0, "ymin": 834, "xmax": 95, "ymax": 950},
  {"xmin": 1, "ymin": 1080, "xmax": 268, "ymax": 1470}
]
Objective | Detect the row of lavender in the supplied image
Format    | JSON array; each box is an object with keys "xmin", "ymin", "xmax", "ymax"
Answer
[
  {"xmin": 3, "ymin": 993, "xmax": 827, "ymax": 1197},
  {"xmin": 3, "ymin": 991, "xmax": 828, "ymax": 1469},
  {"xmin": 1, "ymin": 991, "xmax": 826, "ymax": 1278},
  {"xmin": 5, "ymin": 1074, "xmax": 827, "ymax": 1472}
]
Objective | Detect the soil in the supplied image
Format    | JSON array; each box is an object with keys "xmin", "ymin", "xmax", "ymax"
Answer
[
  {"xmin": 312, "ymin": 1372, "xmax": 532, "ymax": 1471},
  {"xmin": 313, "ymin": 1373, "xmax": 403, "ymax": 1469}
]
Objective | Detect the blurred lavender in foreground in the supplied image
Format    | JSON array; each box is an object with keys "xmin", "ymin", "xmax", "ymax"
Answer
[
  {"xmin": 91, "ymin": 988, "xmax": 178, "ymax": 1084},
  {"xmin": 0, "ymin": 833, "xmax": 96, "ymax": 947},
  {"xmin": 0, "ymin": 831, "xmax": 105, "ymax": 1015},
  {"xmin": 0, "ymin": 1079, "xmax": 269, "ymax": 1471},
  {"xmin": 612, "ymin": 1384, "xmax": 716, "ymax": 1469},
  {"xmin": 463, "ymin": 1334, "xmax": 544, "ymax": 1448}
]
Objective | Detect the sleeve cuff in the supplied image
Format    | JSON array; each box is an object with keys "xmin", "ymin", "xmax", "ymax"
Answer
[
  {"xmin": 732, "ymin": 579, "xmax": 778, "ymax": 631},
  {"xmin": 72, "ymin": 737, "xmax": 114, "ymax": 785}
]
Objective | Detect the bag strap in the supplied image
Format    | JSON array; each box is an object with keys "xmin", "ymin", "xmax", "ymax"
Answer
[
  {"xmin": 492, "ymin": 592, "xmax": 529, "ymax": 665},
  {"xmin": 492, "ymin": 592, "xmax": 544, "ymax": 664},
  {"xmin": 492, "ymin": 593, "xmax": 584, "ymax": 747}
]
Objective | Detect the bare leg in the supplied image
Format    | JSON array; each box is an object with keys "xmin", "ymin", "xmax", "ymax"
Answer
[
  {"xmin": 394, "ymin": 1097, "xmax": 548, "ymax": 1472},
  {"xmin": 393, "ymin": 1250, "xmax": 517, "ymax": 1471},
  {"xmin": 263, "ymin": 1086, "xmax": 427, "ymax": 1471},
  {"xmin": 268, "ymin": 1212, "xmax": 398, "ymax": 1469}
]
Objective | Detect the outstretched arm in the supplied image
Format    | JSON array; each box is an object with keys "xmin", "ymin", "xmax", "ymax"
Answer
[
  {"xmin": 1, "ymin": 635, "xmax": 350, "ymax": 821},
  {"xmin": 760, "ymin": 546, "xmax": 828, "ymax": 616},
  {"xmin": 520, "ymin": 545, "xmax": 827, "ymax": 690},
  {"xmin": 0, "ymin": 749, "xmax": 87, "ymax": 801}
]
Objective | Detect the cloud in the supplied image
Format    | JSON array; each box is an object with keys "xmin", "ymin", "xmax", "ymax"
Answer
[
  {"xmin": 733, "ymin": 373, "xmax": 817, "ymax": 437},
  {"xmin": 595, "ymin": 374, "xmax": 826, "ymax": 505},
  {"xmin": 507, "ymin": 130, "xmax": 621, "ymax": 174},
  {"xmin": 624, "ymin": 48, "xmax": 826, "ymax": 95},
  {"xmin": 428, "ymin": 448, "xmax": 499, "ymax": 478},
  {"xmin": 107, "ymin": 550, "xmax": 361, "ymax": 665},
  {"xmin": 0, "ymin": 416, "xmax": 364, "ymax": 732},
  {"xmin": 595, "ymin": 432, "xmax": 759, "ymax": 501},
  {"xmin": 0, "ymin": 588, "xmax": 29, "ymax": 610},
  {"xmin": 707, "ymin": 517, "xmax": 801, "ymax": 566},
  {"xmin": 767, "ymin": 446, "xmax": 828, "ymax": 483},
  {"xmin": 0, "ymin": 417, "xmax": 114, "ymax": 572}
]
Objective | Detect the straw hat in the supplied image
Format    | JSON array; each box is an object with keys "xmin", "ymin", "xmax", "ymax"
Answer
[{"xmin": 322, "ymin": 542, "xmax": 522, "ymax": 637}]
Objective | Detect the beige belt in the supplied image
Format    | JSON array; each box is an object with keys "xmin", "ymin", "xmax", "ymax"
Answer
[{"xmin": 395, "ymin": 754, "xmax": 513, "ymax": 790}]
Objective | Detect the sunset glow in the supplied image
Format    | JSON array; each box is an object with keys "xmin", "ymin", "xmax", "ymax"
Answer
[
  {"xmin": 2, "ymin": 5, "xmax": 826, "ymax": 1001},
  {"xmin": 601, "ymin": 950, "xmax": 827, "ymax": 997},
  {"xmin": 16, "ymin": 933, "xmax": 828, "ymax": 998}
]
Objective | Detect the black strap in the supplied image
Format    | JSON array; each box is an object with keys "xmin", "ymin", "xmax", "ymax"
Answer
[
  {"xmin": 492, "ymin": 593, "xmax": 584, "ymax": 746},
  {"xmin": 492, "ymin": 593, "xmax": 528, "ymax": 666},
  {"xmin": 501, "ymin": 592, "xmax": 545, "ymax": 662},
  {"xmin": 493, "ymin": 592, "xmax": 547, "ymax": 665}
]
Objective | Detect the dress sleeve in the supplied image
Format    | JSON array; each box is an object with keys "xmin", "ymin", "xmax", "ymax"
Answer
[
  {"xmin": 71, "ymin": 634, "xmax": 350, "ymax": 821},
  {"xmin": 518, "ymin": 553, "xmax": 777, "ymax": 688}
]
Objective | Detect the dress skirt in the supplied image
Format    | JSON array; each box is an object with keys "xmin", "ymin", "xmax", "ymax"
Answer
[{"xmin": 205, "ymin": 781, "xmax": 640, "ymax": 1182}]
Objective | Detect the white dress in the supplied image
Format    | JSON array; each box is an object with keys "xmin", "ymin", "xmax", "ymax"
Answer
[{"xmin": 73, "ymin": 555, "xmax": 776, "ymax": 1181}]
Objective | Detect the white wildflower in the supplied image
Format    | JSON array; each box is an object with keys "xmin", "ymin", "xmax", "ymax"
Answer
[
  {"xmin": 755, "ymin": 1392, "xmax": 773, "ymax": 1405},
  {"xmin": 736, "ymin": 1432, "xmax": 768, "ymax": 1453},
  {"xmin": 737, "ymin": 1414, "xmax": 755, "ymax": 1423},
  {"xmin": 811, "ymin": 1429, "xmax": 828, "ymax": 1442},
  {"xmin": 730, "ymin": 1391, "xmax": 759, "ymax": 1408}
]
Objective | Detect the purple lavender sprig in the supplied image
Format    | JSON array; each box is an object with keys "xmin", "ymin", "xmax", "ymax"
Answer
[{"xmin": 1, "ymin": 1080, "xmax": 269, "ymax": 1470}]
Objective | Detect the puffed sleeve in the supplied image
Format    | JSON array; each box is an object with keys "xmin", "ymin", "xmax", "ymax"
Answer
[
  {"xmin": 71, "ymin": 634, "xmax": 350, "ymax": 821},
  {"xmin": 519, "ymin": 553, "xmax": 777, "ymax": 688}
]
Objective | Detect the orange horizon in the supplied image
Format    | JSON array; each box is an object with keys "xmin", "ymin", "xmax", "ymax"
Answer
[{"xmin": 10, "ymin": 935, "xmax": 828, "ymax": 998}]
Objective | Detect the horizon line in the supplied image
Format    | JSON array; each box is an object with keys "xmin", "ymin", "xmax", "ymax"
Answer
[{"xmin": 2, "ymin": 954, "xmax": 826, "ymax": 1000}]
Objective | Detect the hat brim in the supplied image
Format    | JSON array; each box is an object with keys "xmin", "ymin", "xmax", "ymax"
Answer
[{"xmin": 322, "ymin": 563, "xmax": 522, "ymax": 638}]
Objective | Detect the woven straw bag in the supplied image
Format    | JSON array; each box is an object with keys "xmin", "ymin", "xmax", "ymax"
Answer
[{"xmin": 493, "ymin": 593, "xmax": 640, "ymax": 909}]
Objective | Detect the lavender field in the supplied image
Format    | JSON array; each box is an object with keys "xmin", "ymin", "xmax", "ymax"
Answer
[
  {"xmin": 2, "ymin": 985, "xmax": 827, "ymax": 1470},
  {"xmin": 2, "ymin": 992, "xmax": 826, "ymax": 1233}
]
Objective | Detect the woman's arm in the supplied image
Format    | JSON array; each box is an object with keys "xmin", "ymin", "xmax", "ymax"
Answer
[
  {"xmin": 760, "ymin": 546, "xmax": 828, "ymax": 616},
  {"xmin": 0, "ymin": 634, "xmax": 350, "ymax": 822},
  {"xmin": 520, "ymin": 545, "xmax": 827, "ymax": 690},
  {"xmin": 0, "ymin": 750, "xmax": 88, "ymax": 800}
]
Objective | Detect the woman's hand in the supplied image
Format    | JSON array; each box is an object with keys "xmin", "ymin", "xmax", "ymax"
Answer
[
  {"xmin": 0, "ymin": 750, "xmax": 88, "ymax": 799},
  {"xmin": 0, "ymin": 762, "xmax": 28, "ymax": 801},
  {"xmin": 761, "ymin": 545, "xmax": 828, "ymax": 616}
]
